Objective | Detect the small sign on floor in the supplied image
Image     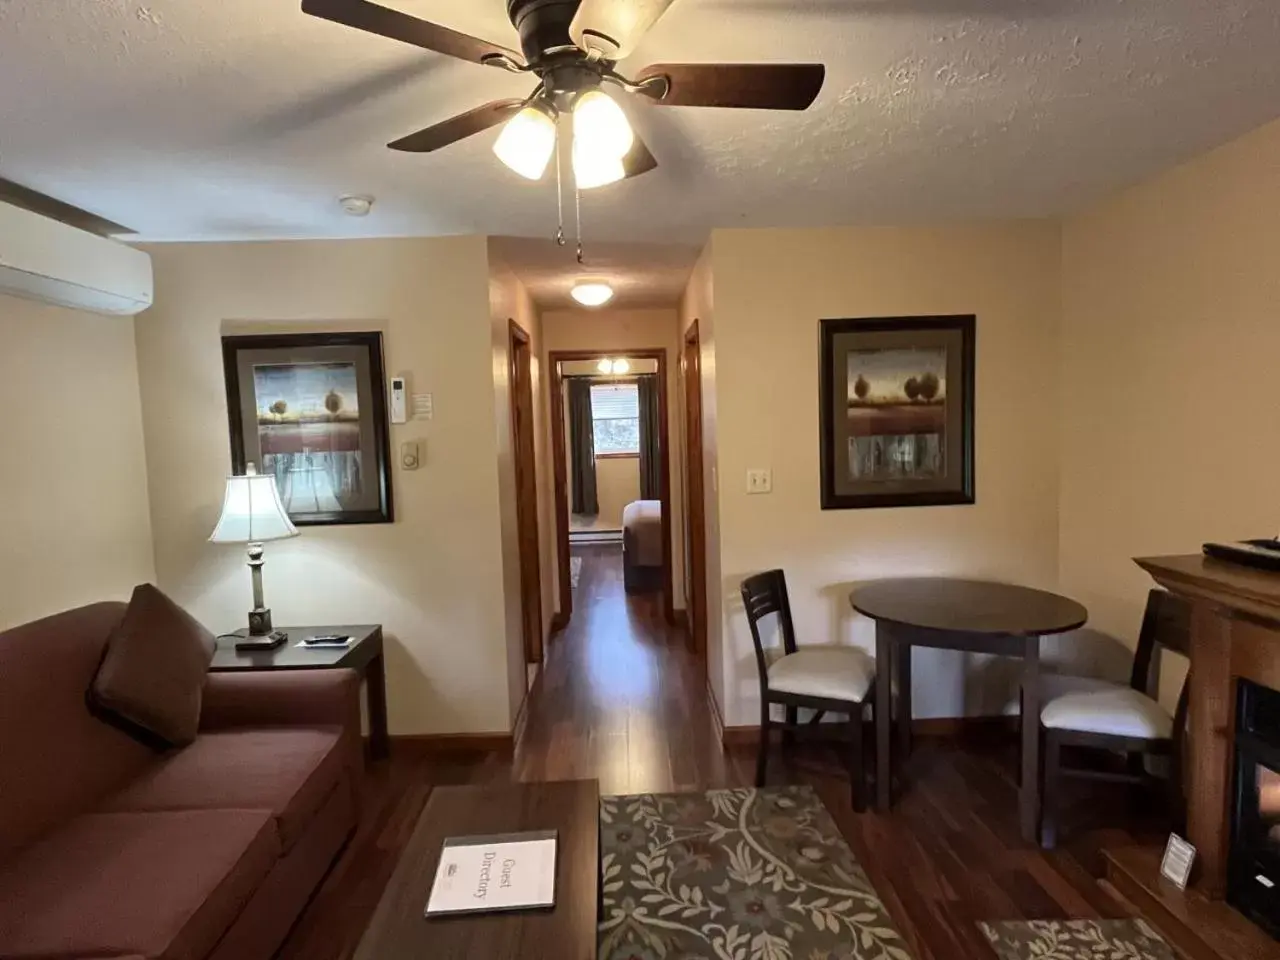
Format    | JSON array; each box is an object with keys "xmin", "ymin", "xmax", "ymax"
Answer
[{"xmin": 1160, "ymin": 833, "xmax": 1196, "ymax": 890}]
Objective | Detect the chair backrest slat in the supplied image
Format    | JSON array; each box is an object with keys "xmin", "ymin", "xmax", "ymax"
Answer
[
  {"xmin": 740, "ymin": 570, "xmax": 799, "ymax": 689},
  {"xmin": 1130, "ymin": 588, "xmax": 1192, "ymax": 697}
]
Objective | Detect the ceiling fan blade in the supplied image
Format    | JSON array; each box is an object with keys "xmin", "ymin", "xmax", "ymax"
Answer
[
  {"xmin": 634, "ymin": 63, "xmax": 825, "ymax": 110},
  {"xmin": 302, "ymin": 0, "xmax": 521, "ymax": 66},
  {"xmin": 622, "ymin": 137, "xmax": 658, "ymax": 180},
  {"xmin": 388, "ymin": 99, "xmax": 525, "ymax": 153},
  {"xmin": 0, "ymin": 176, "xmax": 134, "ymax": 236},
  {"xmin": 570, "ymin": 0, "xmax": 680, "ymax": 61}
]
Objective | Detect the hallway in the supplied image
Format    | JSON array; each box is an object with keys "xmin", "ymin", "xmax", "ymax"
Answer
[{"xmin": 514, "ymin": 545, "xmax": 726, "ymax": 793}]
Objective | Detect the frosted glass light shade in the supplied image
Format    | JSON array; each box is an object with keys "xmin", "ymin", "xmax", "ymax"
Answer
[
  {"xmin": 209, "ymin": 470, "xmax": 298, "ymax": 544},
  {"xmin": 573, "ymin": 90, "xmax": 634, "ymax": 159},
  {"xmin": 493, "ymin": 105, "xmax": 557, "ymax": 180},
  {"xmin": 572, "ymin": 142, "xmax": 626, "ymax": 189},
  {"xmin": 572, "ymin": 282, "xmax": 615, "ymax": 307}
]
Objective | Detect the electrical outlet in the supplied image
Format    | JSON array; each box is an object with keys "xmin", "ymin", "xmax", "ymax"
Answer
[{"xmin": 746, "ymin": 469, "xmax": 772, "ymax": 494}]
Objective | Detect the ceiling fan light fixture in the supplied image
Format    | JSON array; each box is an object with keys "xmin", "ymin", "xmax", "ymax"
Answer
[
  {"xmin": 573, "ymin": 89, "xmax": 635, "ymax": 159},
  {"xmin": 493, "ymin": 102, "xmax": 557, "ymax": 180},
  {"xmin": 572, "ymin": 282, "xmax": 615, "ymax": 308},
  {"xmin": 572, "ymin": 142, "xmax": 627, "ymax": 189}
]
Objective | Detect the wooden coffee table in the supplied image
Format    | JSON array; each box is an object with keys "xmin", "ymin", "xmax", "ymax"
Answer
[{"xmin": 354, "ymin": 780, "xmax": 600, "ymax": 960}]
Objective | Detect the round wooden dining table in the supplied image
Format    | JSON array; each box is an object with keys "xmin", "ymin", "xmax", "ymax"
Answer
[{"xmin": 849, "ymin": 578, "xmax": 1088, "ymax": 844}]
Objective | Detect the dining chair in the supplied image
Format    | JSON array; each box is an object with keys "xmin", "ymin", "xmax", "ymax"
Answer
[
  {"xmin": 1038, "ymin": 588, "xmax": 1192, "ymax": 847},
  {"xmin": 740, "ymin": 570, "xmax": 877, "ymax": 810}
]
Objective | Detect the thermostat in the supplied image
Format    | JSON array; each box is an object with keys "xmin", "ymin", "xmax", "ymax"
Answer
[{"xmin": 390, "ymin": 376, "xmax": 407, "ymax": 424}]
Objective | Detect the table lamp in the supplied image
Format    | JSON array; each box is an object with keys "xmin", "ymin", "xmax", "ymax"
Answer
[{"xmin": 209, "ymin": 464, "xmax": 298, "ymax": 650}]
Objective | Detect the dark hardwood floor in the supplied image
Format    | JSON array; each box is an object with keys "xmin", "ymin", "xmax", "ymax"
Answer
[{"xmin": 277, "ymin": 545, "xmax": 1167, "ymax": 960}]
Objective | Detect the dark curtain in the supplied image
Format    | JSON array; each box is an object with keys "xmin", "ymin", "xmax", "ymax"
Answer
[
  {"xmin": 568, "ymin": 379, "xmax": 598, "ymax": 515},
  {"xmin": 637, "ymin": 374, "xmax": 662, "ymax": 500}
]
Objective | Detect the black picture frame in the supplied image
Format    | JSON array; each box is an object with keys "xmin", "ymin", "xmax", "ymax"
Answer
[
  {"xmin": 819, "ymin": 315, "xmax": 975, "ymax": 510},
  {"xmin": 221, "ymin": 331, "xmax": 394, "ymax": 526}
]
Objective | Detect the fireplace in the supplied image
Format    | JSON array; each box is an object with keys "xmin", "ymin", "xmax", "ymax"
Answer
[{"xmin": 1229, "ymin": 678, "xmax": 1280, "ymax": 938}]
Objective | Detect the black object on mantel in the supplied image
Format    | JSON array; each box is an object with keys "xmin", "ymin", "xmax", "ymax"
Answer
[{"xmin": 1203, "ymin": 539, "xmax": 1280, "ymax": 573}]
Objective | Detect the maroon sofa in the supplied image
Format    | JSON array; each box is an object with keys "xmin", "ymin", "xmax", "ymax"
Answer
[{"xmin": 0, "ymin": 601, "xmax": 363, "ymax": 960}]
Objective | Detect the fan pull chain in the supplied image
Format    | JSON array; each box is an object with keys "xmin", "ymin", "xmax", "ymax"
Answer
[
  {"xmin": 554, "ymin": 130, "xmax": 565, "ymax": 247},
  {"xmin": 574, "ymin": 183, "xmax": 584, "ymax": 265}
]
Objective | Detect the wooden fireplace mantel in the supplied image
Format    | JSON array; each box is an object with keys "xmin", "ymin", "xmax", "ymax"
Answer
[{"xmin": 1136, "ymin": 553, "xmax": 1280, "ymax": 897}]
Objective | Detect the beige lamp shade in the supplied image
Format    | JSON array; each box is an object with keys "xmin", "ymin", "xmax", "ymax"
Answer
[{"xmin": 209, "ymin": 467, "xmax": 298, "ymax": 544}]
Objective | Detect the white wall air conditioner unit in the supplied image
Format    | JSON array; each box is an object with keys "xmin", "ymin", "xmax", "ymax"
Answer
[{"xmin": 0, "ymin": 200, "xmax": 153, "ymax": 316}]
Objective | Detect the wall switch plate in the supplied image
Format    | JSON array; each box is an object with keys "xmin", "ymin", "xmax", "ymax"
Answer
[
  {"xmin": 747, "ymin": 468, "xmax": 772, "ymax": 494},
  {"xmin": 400, "ymin": 440, "xmax": 422, "ymax": 471},
  {"xmin": 412, "ymin": 393, "xmax": 433, "ymax": 420}
]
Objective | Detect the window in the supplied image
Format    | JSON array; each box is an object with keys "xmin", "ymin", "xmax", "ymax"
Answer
[{"xmin": 590, "ymin": 383, "xmax": 639, "ymax": 456}]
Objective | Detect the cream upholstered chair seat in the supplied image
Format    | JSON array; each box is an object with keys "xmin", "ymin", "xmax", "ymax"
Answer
[
  {"xmin": 1000, "ymin": 674, "xmax": 1128, "ymax": 717},
  {"xmin": 1041, "ymin": 687, "xmax": 1173, "ymax": 739},
  {"xmin": 767, "ymin": 647, "xmax": 875, "ymax": 703}
]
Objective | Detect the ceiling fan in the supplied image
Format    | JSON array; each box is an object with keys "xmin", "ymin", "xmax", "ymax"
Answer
[{"xmin": 301, "ymin": 0, "xmax": 826, "ymax": 189}]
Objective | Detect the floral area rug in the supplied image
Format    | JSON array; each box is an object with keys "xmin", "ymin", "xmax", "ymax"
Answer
[
  {"xmin": 979, "ymin": 919, "xmax": 1177, "ymax": 960},
  {"xmin": 598, "ymin": 785, "xmax": 912, "ymax": 960}
]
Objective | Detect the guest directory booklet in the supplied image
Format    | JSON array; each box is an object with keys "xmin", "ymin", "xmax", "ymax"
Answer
[{"xmin": 424, "ymin": 830, "xmax": 558, "ymax": 918}]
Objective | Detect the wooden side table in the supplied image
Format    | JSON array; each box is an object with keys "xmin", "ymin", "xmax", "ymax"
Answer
[{"xmin": 211, "ymin": 624, "xmax": 390, "ymax": 760}]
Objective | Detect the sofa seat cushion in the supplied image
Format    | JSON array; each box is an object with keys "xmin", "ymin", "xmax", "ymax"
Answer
[
  {"xmin": 0, "ymin": 809, "xmax": 278, "ymax": 960},
  {"xmin": 106, "ymin": 728, "xmax": 347, "ymax": 853}
]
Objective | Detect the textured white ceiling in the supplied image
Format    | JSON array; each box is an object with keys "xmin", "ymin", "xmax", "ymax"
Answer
[
  {"xmin": 490, "ymin": 236, "xmax": 697, "ymax": 308},
  {"xmin": 2, "ymin": 0, "xmax": 1279, "ymax": 245}
]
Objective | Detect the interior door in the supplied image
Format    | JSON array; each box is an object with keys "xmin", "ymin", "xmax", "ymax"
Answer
[
  {"xmin": 509, "ymin": 322, "xmax": 543, "ymax": 664},
  {"xmin": 683, "ymin": 322, "xmax": 708, "ymax": 669}
]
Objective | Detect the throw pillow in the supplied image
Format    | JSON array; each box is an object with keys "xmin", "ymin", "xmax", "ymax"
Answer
[{"xmin": 88, "ymin": 583, "xmax": 216, "ymax": 750}]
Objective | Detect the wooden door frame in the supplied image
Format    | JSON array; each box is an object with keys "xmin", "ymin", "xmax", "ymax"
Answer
[
  {"xmin": 682, "ymin": 321, "xmax": 708, "ymax": 673},
  {"xmin": 509, "ymin": 320, "xmax": 543, "ymax": 664},
  {"xmin": 549, "ymin": 348, "xmax": 675, "ymax": 626}
]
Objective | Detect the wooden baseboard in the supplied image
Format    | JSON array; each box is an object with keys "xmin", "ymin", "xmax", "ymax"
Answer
[
  {"xmin": 706, "ymin": 679, "xmax": 726, "ymax": 746},
  {"xmin": 390, "ymin": 733, "xmax": 515, "ymax": 756},
  {"xmin": 721, "ymin": 714, "xmax": 1016, "ymax": 748},
  {"xmin": 1104, "ymin": 845, "xmax": 1273, "ymax": 960}
]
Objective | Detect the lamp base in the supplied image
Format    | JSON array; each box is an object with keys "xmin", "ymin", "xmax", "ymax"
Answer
[
  {"xmin": 234, "ymin": 629, "xmax": 288, "ymax": 652},
  {"xmin": 234, "ymin": 607, "xmax": 287, "ymax": 651}
]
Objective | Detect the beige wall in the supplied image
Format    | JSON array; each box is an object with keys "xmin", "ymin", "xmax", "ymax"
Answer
[
  {"xmin": 0, "ymin": 296, "xmax": 155, "ymax": 628},
  {"xmin": 709, "ymin": 225, "xmax": 1063, "ymax": 727},
  {"xmin": 594, "ymin": 456, "xmax": 641, "ymax": 529},
  {"xmin": 678, "ymin": 247, "xmax": 723, "ymax": 713},
  {"xmin": 541, "ymin": 307, "xmax": 686, "ymax": 612},
  {"xmin": 136, "ymin": 237, "xmax": 518, "ymax": 736},
  {"xmin": 488, "ymin": 257, "xmax": 549, "ymax": 723},
  {"xmin": 1059, "ymin": 117, "xmax": 1280, "ymax": 705}
]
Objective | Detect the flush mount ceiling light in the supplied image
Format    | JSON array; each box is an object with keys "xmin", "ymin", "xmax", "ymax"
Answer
[
  {"xmin": 596, "ymin": 358, "xmax": 631, "ymax": 375},
  {"xmin": 572, "ymin": 281, "xmax": 614, "ymax": 307}
]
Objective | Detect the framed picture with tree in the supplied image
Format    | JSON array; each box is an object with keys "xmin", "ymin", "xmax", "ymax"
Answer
[
  {"xmin": 221, "ymin": 331, "xmax": 394, "ymax": 526},
  {"xmin": 819, "ymin": 315, "xmax": 975, "ymax": 510}
]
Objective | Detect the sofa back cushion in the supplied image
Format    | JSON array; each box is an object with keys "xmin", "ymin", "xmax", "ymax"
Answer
[
  {"xmin": 89, "ymin": 584, "xmax": 216, "ymax": 750},
  {"xmin": 0, "ymin": 603, "xmax": 153, "ymax": 860}
]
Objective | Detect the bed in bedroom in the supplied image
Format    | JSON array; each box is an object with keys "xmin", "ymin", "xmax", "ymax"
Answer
[{"xmin": 622, "ymin": 499, "xmax": 663, "ymax": 594}]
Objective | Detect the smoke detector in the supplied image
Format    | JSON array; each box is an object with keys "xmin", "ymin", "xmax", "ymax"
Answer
[{"xmin": 338, "ymin": 195, "xmax": 374, "ymax": 217}]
